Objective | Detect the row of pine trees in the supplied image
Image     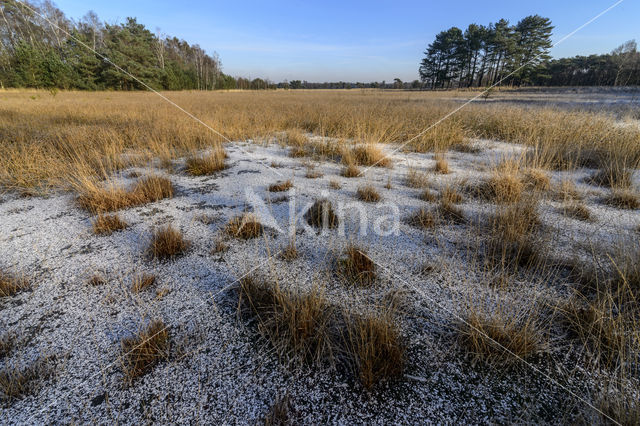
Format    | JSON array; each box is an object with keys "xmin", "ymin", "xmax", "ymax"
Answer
[{"xmin": 419, "ymin": 15, "xmax": 640, "ymax": 88}]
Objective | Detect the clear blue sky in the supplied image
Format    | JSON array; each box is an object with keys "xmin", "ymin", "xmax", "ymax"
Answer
[{"xmin": 53, "ymin": 0, "xmax": 639, "ymax": 82}]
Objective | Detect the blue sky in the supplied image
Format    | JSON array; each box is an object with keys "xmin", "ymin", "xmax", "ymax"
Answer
[{"xmin": 54, "ymin": 0, "xmax": 639, "ymax": 82}]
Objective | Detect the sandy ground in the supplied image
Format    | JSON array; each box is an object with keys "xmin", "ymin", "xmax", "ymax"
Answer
[{"xmin": 0, "ymin": 138, "xmax": 638, "ymax": 424}]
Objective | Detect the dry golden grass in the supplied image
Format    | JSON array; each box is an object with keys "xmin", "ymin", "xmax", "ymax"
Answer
[
  {"xmin": 77, "ymin": 175, "xmax": 173, "ymax": 213},
  {"xmin": 92, "ymin": 213, "xmax": 128, "ymax": 235},
  {"xmin": 238, "ymin": 276, "xmax": 403, "ymax": 388},
  {"xmin": 268, "ymin": 180, "xmax": 293, "ymax": 192},
  {"xmin": 121, "ymin": 320, "xmax": 170, "ymax": 382},
  {"xmin": 437, "ymin": 200, "xmax": 466, "ymax": 224},
  {"xmin": 348, "ymin": 144, "xmax": 391, "ymax": 167},
  {"xmin": 147, "ymin": 224, "xmax": 189, "ymax": 260},
  {"xmin": 185, "ymin": 146, "xmax": 227, "ymax": 175},
  {"xmin": 211, "ymin": 239, "xmax": 229, "ymax": 254},
  {"xmin": 458, "ymin": 308, "xmax": 542, "ymax": 364},
  {"xmin": 554, "ymin": 179, "xmax": 582, "ymax": 201},
  {"xmin": 305, "ymin": 199, "xmax": 339, "ymax": 229},
  {"xmin": 225, "ymin": 213, "xmax": 264, "ymax": 239},
  {"xmin": 562, "ymin": 201, "xmax": 593, "ymax": 222},
  {"xmin": 337, "ymin": 245, "xmax": 376, "ymax": 286},
  {"xmin": 279, "ymin": 241, "xmax": 299, "ymax": 261},
  {"xmin": 1, "ymin": 90, "xmax": 639, "ymax": 194},
  {"xmin": 440, "ymin": 185, "xmax": 463, "ymax": 204},
  {"xmin": 419, "ymin": 189, "xmax": 438, "ymax": 202},
  {"xmin": 131, "ymin": 273, "xmax": 157, "ymax": 293},
  {"xmin": 356, "ymin": 185, "xmax": 381, "ymax": 203},
  {"xmin": 477, "ymin": 170, "xmax": 524, "ymax": 204},
  {"xmin": 405, "ymin": 167, "xmax": 429, "ymax": 188},
  {"xmin": 604, "ymin": 190, "xmax": 639, "ymax": 210},
  {"xmin": 406, "ymin": 208, "xmax": 437, "ymax": 229},
  {"xmin": 329, "ymin": 179, "xmax": 341, "ymax": 189},
  {"xmin": 340, "ymin": 164, "xmax": 362, "ymax": 178},
  {"xmin": 0, "ymin": 356, "xmax": 55, "ymax": 401},
  {"xmin": 0, "ymin": 271, "xmax": 28, "ymax": 298},
  {"xmin": 433, "ymin": 155, "xmax": 450, "ymax": 174},
  {"xmin": 87, "ymin": 275, "xmax": 106, "ymax": 286},
  {"xmin": 522, "ymin": 168, "xmax": 551, "ymax": 191},
  {"xmin": 588, "ymin": 165, "xmax": 632, "ymax": 188},
  {"xmin": 304, "ymin": 167, "xmax": 323, "ymax": 179}
]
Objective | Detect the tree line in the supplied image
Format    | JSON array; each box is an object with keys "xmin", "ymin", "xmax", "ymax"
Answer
[
  {"xmin": 0, "ymin": 0, "xmax": 233, "ymax": 90},
  {"xmin": 418, "ymin": 15, "xmax": 640, "ymax": 88}
]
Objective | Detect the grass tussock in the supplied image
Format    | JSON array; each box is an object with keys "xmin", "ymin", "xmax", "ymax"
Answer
[
  {"xmin": 554, "ymin": 179, "xmax": 582, "ymax": 201},
  {"xmin": 264, "ymin": 394, "xmax": 295, "ymax": 426},
  {"xmin": 121, "ymin": 320, "xmax": 170, "ymax": 382},
  {"xmin": 0, "ymin": 334, "xmax": 13, "ymax": 359},
  {"xmin": 405, "ymin": 167, "xmax": 429, "ymax": 188},
  {"xmin": 279, "ymin": 241, "xmax": 299, "ymax": 261},
  {"xmin": 348, "ymin": 144, "xmax": 391, "ymax": 168},
  {"xmin": 522, "ymin": 168, "xmax": 551, "ymax": 191},
  {"xmin": 131, "ymin": 273, "xmax": 157, "ymax": 293},
  {"xmin": 329, "ymin": 179, "xmax": 341, "ymax": 189},
  {"xmin": 440, "ymin": 185, "xmax": 463, "ymax": 204},
  {"xmin": 304, "ymin": 167, "xmax": 323, "ymax": 179},
  {"xmin": 87, "ymin": 275, "xmax": 106, "ymax": 286},
  {"xmin": 0, "ymin": 357, "xmax": 55, "ymax": 402},
  {"xmin": 588, "ymin": 165, "xmax": 633, "ymax": 188},
  {"xmin": 340, "ymin": 164, "xmax": 362, "ymax": 178},
  {"xmin": 268, "ymin": 180, "xmax": 293, "ymax": 192},
  {"xmin": 148, "ymin": 224, "xmax": 189, "ymax": 260},
  {"xmin": 437, "ymin": 200, "xmax": 466, "ymax": 224},
  {"xmin": 92, "ymin": 213, "xmax": 128, "ymax": 235},
  {"xmin": 77, "ymin": 175, "xmax": 174, "ymax": 213},
  {"xmin": 185, "ymin": 146, "xmax": 227, "ymax": 176},
  {"xmin": 0, "ymin": 271, "xmax": 28, "ymax": 298},
  {"xmin": 562, "ymin": 201, "xmax": 593, "ymax": 222},
  {"xmin": 433, "ymin": 155, "xmax": 450, "ymax": 174},
  {"xmin": 458, "ymin": 308, "xmax": 542, "ymax": 365},
  {"xmin": 480, "ymin": 170, "xmax": 524, "ymax": 204},
  {"xmin": 603, "ymin": 190, "xmax": 639, "ymax": 210},
  {"xmin": 485, "ymin": 199, "xmax": 541, "ymax": 269},
  {"xmin": 356, "ymin": 185, "xmax": 381, "ymax": 203},
  {"xmin": 225, "ymin": 213, "xmax": 264, "ymax": 239},
  {"xmin": 337, "ymin": 245, "xmax": 376, "ymax": 286},
  {"xmin": 304, "ymin": 199, "xmax": 339, "ymax": 229},
  {"xmin": 238, "ymin": 277, "xmax": 404, "ymax": 388},
  {"xmin": 406, "ymin": 208, "xmax": 437, "ymax": 229}
]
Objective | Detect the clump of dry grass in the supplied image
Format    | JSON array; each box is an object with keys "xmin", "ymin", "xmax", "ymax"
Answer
[
  {"xmin": 92, "ymin": 213, "xmax": 128, "ymax": 235},
  {"xmin": 588, "ymin": 165, "xmax": 632, "ymax": 188},
  {"xmin": 0, "ymin": 333, "xmax": 13, "ymax": 359},
  {"xmin": 225, "ymin": 213, "xmax": 264, "ymax": 239},
  {"xmin": 458, "ymin": 308, "xmax": 542, "ymax": 365},
  {"xmin": 279, "ymin": 241, "xmax": 299, "ymax": 261},
  {"xmin": 406, "ymin": 208, "xmax": 437, "ymax": 229},
  {"xmin": 419, "ymin": 189, "xmax": 437, "ymax": 202},
  {"xmin": 131, "ymin": 273, "xmax": 157, "ymax": 293},
  {"xmin": 304, "ymin": 199, "xmax": 339, "ymax": 229},
  {"xmin": 121, "ymin": 320, "xmax": 170, "ymax": 382},
  {"xmin": 0, "ymin": 271, "xmax": 28, "ymax": 298},
  {"xmin": 147, "ymin": 224, "xmax": 189, "ymax": 260},
  {"xmin": 185, "ymin": 146, "xmax": 227, "ymax": 175},
  {"xmin": 286, "ymin": 129, "xmax": 308, "ymax": 148},
  {"xmin": 268, "ymin": 180, "xmax": 293, "ymax": 192},
  {"xmin": 522, "ymin": 168, "xmax": 551, "ymax": 191},
  {"xmin": 603, "ymin": 190, "xmax": 639, "ymax": 210},
  {"xmin": 554, "ymin": 179, "xmax": 582, "ymax": 201},
  {"xmin": 562, "ymin": 201, "xmax": 593, "ymax": 221},
  {"xmin": 77, "ymin": 175, "xmax": 174, "ymax": 213},
  {"xmin": 437, "ymin": 200, "xmax": 465, "ymax": 224},
  {"xmin": 405, "ymin": 167, "xmax": 429, "ymax": 188},
  {"xmin": 349, "ymin": 144, "xmax": 391, "ymax": 167},
  {"xmin": 440, "ymin": 185, "xmax": 463, "ymax": 204},
  {"xmin": 485, "ymin": 199, "xmax": 541, "ymax": 269},
  {"xmin": 264, "ymin": 394, "xmax": 296, "ymax": 426},
  {"xmin": 337, "ymin": 245, "xmax": 376, "ymax": 286},
  {"xmin": 0, "ymin": 357, "xmax": 56, "ymax": 402},
  {"xmin": 87, "ymin": 275, "xmax": 106, "ymax": 286},
  {"xmin": 356, "ymin": 185, "xmax": 381, "ymax": 203},
  {"xmin": 212, "ymin": 239, "xmax": 229, "ymax": 254},
  {"xmin": 340, "ymin": 164, "xmax": 362, "ymax": 178},
  {"xmin": 476, "ymin": 170, "xmax": 524, "ymax": 204},
  {"xmin": 433, "ymin": 155, "xmax": 450, "ymax": 174},
  {"xmin": 329, "ymin": 179, "xmax": 341, "ymax": 189},
  {"xmin": 238, "ymin": 277, "xmax": 404, "ymax": 388},
  {"xmin": 305, "ymin": 167, "xmax": 323, "ymax": 179}
]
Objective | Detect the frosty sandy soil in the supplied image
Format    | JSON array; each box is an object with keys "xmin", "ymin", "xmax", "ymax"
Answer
[{"xmin": 1, "ymin": 138, "xmax": 638, "ymax": 424}]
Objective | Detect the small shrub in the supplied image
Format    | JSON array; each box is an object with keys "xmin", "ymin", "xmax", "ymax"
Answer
[
  {"xmin": 356, "ymin": 185, "xmax": 381, "ymax": 203},
  {"xmin": 337, "ymin": 245, "xmax": 376, "ymax": 286},
  {"xmin": 0, "ymin": 272, "xmax": 28, "ymax": 298},
  {"xmin": 405, "ymin": 167, "xmax": 429, "ymax": 188},
  {"xmin": 434, "ymin": 155, "xmax": 450, "ymax": 174},
  {"xmin": 185, "ymin": 147, "xmax": 227, "ymax": 176},
  {"xmin": 148, "ymin": 224, "xmax": 189, "ymax": 260},
  {"xmin": 121, "ymin": 320, "xmax": 170, "ymax": 382},
  {"xmin": 604, "ymin": 190, "xmax": 639, "ymax": 210},
  {"xmin": 92, "ymin": 213, "xmax": 128, "ymax": 235},
  {"xmin": 131, "ymin": 273, "xmax": 156, "ymax": 293},
  {"xmin": 225, "ymin": 214, "xmax": 264, "ymax": 239},
  {"xmin": 268, "ymin": 180, "xmax": 293, "ymax": 192},
  {"xmin": 341, "ymin": 164, "xmax": 362, "ymax": 178},
  {"xmin": 562, "ymin": 201, "xmax": 593, "ymax": 221},
  {"xmin": 305, "ymin": 199, "xmax": 339, "ymax": 229}
]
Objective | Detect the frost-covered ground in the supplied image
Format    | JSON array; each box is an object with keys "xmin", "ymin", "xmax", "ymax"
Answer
[{"xmin": 0, "ymin": 138, "xmax": 638, "ymax": 424}]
